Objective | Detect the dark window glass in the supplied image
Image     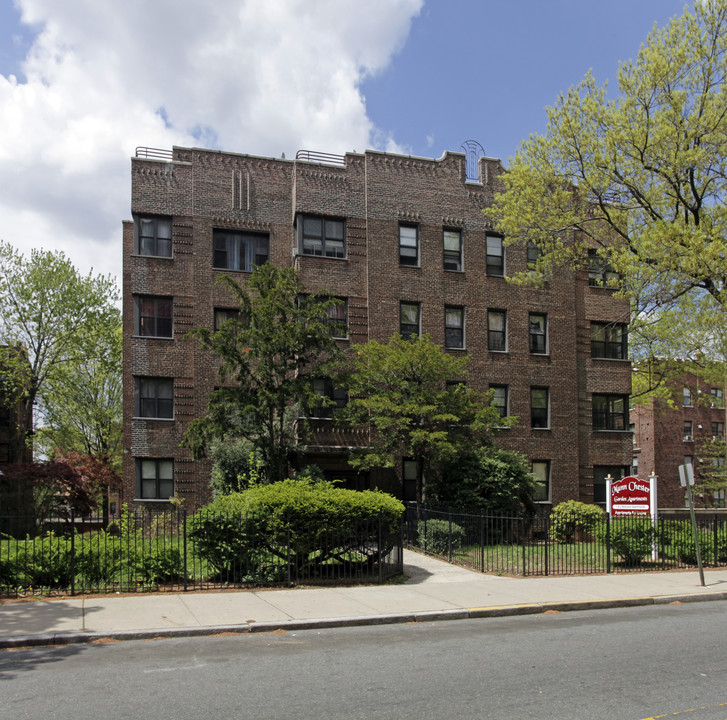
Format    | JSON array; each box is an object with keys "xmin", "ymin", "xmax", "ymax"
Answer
[
  {"xmin": 490, "ymin": 385, "xmax": 508, "ymax": 419},
  {"xmin": 712, "ymin": 422, "xmax": 724, "ymax": 438},
  {"xmin": 591, "ymin": 322, "xmax": 627, "ymax": 359},
  {"xmin": 135, "ymin": 377, "xmax": 173, "ymax": 419},
  {"xmin": 400, "ymin": 302, "xmax": 420, "ymax": 339},
  {"xmin": 214, "ymin": 308, "xmax": 240, "ymax": 331},
  {"xmin": 488, "ymin": 310, "xmax": 506, "ymax": 351},
  {"xmin": 137, "ymin": 459, "xmax": 174, "ymax": 500},
  {"xmin": 531, "ymin": 387, "xmax": 549, "ymax": 429},
  {"xmin": 137, "ymin": 217, "xmax": 172, "ymax": 257},
  {"xmin": 213, "ymin": 230, "xmax": 269, "ymax": 270},
  {"xmin": 443, "ymin": 230, "xmax": 462, "ymax": 271},
  {"xmin": 299, "ymin": 216, "xmax": 345, "ymax": 258},
  {"xmin": 588, "ymin": 250, "xmax": 620, "ymax": 287},
  {"xmin": 529, "ymin": 313, "xmax": 547, "ymax": 354},
  {"xmin": 444, "ymin": 306, "xmax": 464, "ymax": 348},
  {"xmin": 310, "ymin": 378, "xmax": 348, "ymax": 418},
  {"xmin": 592, "ymin": 394, "xmax": 628, "ymax": 431},
  {"xmin": 399, "ymin": 225, "xmax": 419, "ymax": 266},
  {"xmin": 532, "ymin": 461, "xmax": 550, "ymax": 502},
  {"xmin": 486, "ymin": 235, "xmax": 504, "ymax": 276},
  {"xmin": 527, "ymin": 242, "xmax": 540, "ymax": 271},
  {"xmin": 593, "ymin": 465, "xmax": 629, "ymax": 505},
  {"xmin": 135, "ymin": 296, "xmax": 173, "ymax": 338}
]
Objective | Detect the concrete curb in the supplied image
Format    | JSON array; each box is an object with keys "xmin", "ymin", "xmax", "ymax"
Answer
[{"xmin": 3, "ymin": 590, "xmax": 727, "ymax": 649}]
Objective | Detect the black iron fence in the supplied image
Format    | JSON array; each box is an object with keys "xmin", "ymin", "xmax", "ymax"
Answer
[
  {"xmin": 405, "ymin": 505, "xmax": 727, "ymax": 576},
  {"xmin": 0, "ymin": 507, "xmax": 403, "ymax": 597}
]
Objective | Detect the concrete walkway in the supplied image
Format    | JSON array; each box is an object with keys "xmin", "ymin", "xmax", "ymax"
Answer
[{"xmin": 2, "ymin": 550, "xmax": 727, "ymax": 648}]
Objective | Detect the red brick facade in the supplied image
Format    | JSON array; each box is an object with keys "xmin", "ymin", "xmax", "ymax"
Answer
[
  {"xmin": 123, "ymin": 146, "xmax": 632, "ymax": 510},
  {"xmin": 632, "ymin": 372, "xmax": 727, "ymax": 508}
]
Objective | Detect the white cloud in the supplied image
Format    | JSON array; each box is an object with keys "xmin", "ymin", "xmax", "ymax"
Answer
[{"xmin": 0, "ymin": 0, "xmax": 423, "ymax": 282}]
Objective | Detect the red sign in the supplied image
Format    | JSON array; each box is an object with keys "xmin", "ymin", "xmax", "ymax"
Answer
[{"xmin": 609, "ymin": 476, "xmax": 654, "ymax": 517}]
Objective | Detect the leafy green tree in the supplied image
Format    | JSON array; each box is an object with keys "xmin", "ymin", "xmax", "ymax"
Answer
[
  {"xmin": 487, "ymin": 1, "xmax": 727, "ymax": 319},
  {"xmin": 183, "ymin": 263, "xmax": 344, "ymax": 484},
  {"xmin": 35, "ymin": 320, "xmax": 122, "ymax": 471},
  {"xmin": 339, "ymin": 334, "xmax": 505, "ymax": 504},
  {"xmin": 426, "ymin": 447, "xmax": 539, "ymax": 515},
  {"xmin": 0, "ymin": 241, "xmax": 119, "ymax": 463}
]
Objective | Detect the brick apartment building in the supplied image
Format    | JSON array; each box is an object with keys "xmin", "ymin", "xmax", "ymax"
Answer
[
  {"xmin": 122, "ymin": 145, "xmax": 632, "ymax": 511},
  {"xmin": 631, "ymin": 370, "xmax": 727, "ymax": 508}
]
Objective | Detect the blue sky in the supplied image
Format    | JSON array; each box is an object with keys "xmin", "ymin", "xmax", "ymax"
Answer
[{"xmin": 0, "ymin": 0, "xmax": 690, "ymax": 281}]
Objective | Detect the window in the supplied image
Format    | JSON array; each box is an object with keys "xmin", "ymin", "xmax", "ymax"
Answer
[
  {"xmin": 443, "ymin": 230, "xmax": 462, "ymax": 271},
  {"xmin": 711, "ymin": 388, "xmax": 724, "ymax": 408},
  {"xmin": 490, "ymin": 385, "xmax": 508, "ymax": 420},
  {"xmin": 136, "ymin": 216, "xmax": 172, "ymax": 257},
  {"xmin": 592, "ymin": 394, "xmax": 628, "ymax": 431},
  {"xmin": 529, "ymin": 313, "xmax": 547, "ymax": 354},
  {"xmin": 588, "ymin": 250, "xmax": 619, "ymax": 287},
  {"xmin": 527, "ymin": 242, "xmax": 540, "ymax": 272},
  {"xmin": 532, "ymin": 461, "xmax": 550, "ymax": 503},
  {"xmin": 298, "ymin": 215, "xmax": 345, "ymax": 258},
  {"xmin": 488, "ymin": 310, "xmax": 507, "ymax": 352},
  {"xmin": 486, "ymin": 235, "xmax": 504, "ymax": 276},
  {"xmin": 134, "ymin": 296, "xmax": 173, "ymax": 338},
  {"xmin": 399, "ymin": 225, "xmax": 419, "ymax": 266},
  {"xmin": 444, "ymin": 306, "xmax": 464, "ymax": 349},
  {"xmin": 714, "ymin": 489, "xmax": 726, "ymax": 509},
  {"xmin": 137, "ymin": 459, "xmax": 174, "ymax": 500},
  {"xmin": 213, "ymin": 229, "xmax": 269, "ymax": 270},
  {"xmin": 591, "ymin": 322, "xmax": 628, "ymax": 359},
  {"xmin": 593, "ymin": 465, "xmax": 629, "ymax": 505},
  {"xmin": 713, "ymin": 422, "xmax": 725, "ymax": 439},
  {"xmin": 325, "ymin": 299, "xmax": 348, "ymax": 339},
  {"xmin": 683, "ymin": 387, "xmax": 692, "ymax": 407},
  {"xmin": 531, "ymin": 387, "xmax": 549, "ymax": 429},
  {"xmin": 712, "ymin": 456, "xmax": 725, "ymax": 469},
  {"xmin": 214, "ymin": 308, "xmax": 240, "ymax": 331},
  {"xmin": 684, "ymin": 421, "xmax": 693, "ymax": 442},
  {"xmin": 310, "ymin": 378, "xmax": 347, "ymax": 418},
  {"xmin": 135, "ymin": 377, "xmax": 173, "ymax": 419},
  {"xmin": 632, "ymin": 456, "xmax": 639, "ymax": 476},
  {"xmin": 403, "ymin": 459, "xmax": 418, "ymax": 502},
  {"xmin": 400, "ymin": 302, "xmax": 420, "ymax": 339}
]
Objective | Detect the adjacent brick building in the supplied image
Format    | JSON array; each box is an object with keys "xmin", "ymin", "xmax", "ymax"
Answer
[
  {"xmin": 123, "ymin": 145, "xmax": 632, "ymax": 510},
  {"xmin": 631, "ymin": 370, "xmax": 727, "ymax": 508}
]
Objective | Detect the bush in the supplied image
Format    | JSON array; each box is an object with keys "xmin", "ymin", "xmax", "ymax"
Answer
[
  {"xmin": 599, "ymin": 517, "xmax": 656, "ymax": 566},
  {"xmin": 417, "ymin": 518, "xmax": 464, "ymax": 556},
  {"xmin": 190, "ymin": 478, "xmax": 404, "ymax": 581},
  {"xmin": 662, "ymin": 521, "xmax": 714, "ymax": 565},
  {"xmin": 549, "ymin": 501, "xmax": 605, "ymax": 544},
  {"xmin": 4, "ymin": 532, "xmax": 74, "ymax": 589}
]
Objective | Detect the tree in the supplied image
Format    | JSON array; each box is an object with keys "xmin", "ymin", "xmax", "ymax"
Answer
[
  {"xmin": 0, "ymin": 241, "xmax": 120, "ymax": 462},
  {"xmin": 426, "ymin": 446, "xmax": 539, "ymax": 515},
  {"xmin": 183, "ymin": 263, "xmax": 344, "ymax": 484},
  {"xmin": 34, "ymin": 320, "xmax": 123, "ymax": 471},
  {"xmin": 487, "ymin": 1, "xmax": 727, "ymax": 319},
  {"xmin": 339, "ymin": 334, "xmax": 505, "ymax": 504}
]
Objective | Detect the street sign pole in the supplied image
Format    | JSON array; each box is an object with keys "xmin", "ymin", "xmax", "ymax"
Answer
[{"xmin": 679, "ymin": 463, "xmax": 705, "ymax": 587}]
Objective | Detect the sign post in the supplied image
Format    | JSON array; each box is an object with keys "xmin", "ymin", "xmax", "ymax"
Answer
[{"xmin": 679, "ymin": 463, "xmax": 705, "ymax": 587}]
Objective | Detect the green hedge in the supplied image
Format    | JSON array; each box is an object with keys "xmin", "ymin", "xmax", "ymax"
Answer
[{"xmin": 549, "ymin": 501, "xmax": 605, "ymax": 544}]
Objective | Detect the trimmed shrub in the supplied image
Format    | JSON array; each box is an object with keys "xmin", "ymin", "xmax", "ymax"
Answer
[
  {"xmin": 599, "ymin": 517, "xmax": 656, "ymax": 566},
  {"xmin": 549, "ymin": 501, "xmax": 605, "ymax": 544},
  {"xmin": 662, "ymin": 521, "xmax": 714, "ymax": 565},
  {"xmin": 417, "ymin": 518, "xmax": 465, "ymax": 556},
  {"xmin": 4, "ymin": 532, "xmax": 74, "ymax": 589},
  {"xmin": 190, "ymin": 478, "xmax": 404, "ymax": 581}
]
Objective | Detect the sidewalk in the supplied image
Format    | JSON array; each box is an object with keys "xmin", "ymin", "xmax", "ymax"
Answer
[{"xmin": 2, "ymin": 549, "xmax": 727, "ymax": 648}]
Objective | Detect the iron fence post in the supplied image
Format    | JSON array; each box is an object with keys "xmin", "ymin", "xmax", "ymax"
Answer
[
  {"xmin": 286, "ymin": 519, "xmax": 291, "ymax": 585},
  {"xmin": 448, "ymin": 508, "xmax": 452, "ymax": 563},
  {"xmin": 70, "ymin": 508, "xmax": 76, "ymax": 597},
  {"xmin": 606, "ymin": 514, "xmax": 611, "ymax": 574},
  {"xmin": 480, "ymin": 511, "xmax": 485, "ymax": 573},
  {"xmin": 544, "ymin": 512, "xmax": 549, "ymax": 577},
  {"xmin": 378, "ymin": 514, "xmax": 383, "ymax": 584},
  {"xmin": 522, "ymin": 513, "xmax": 527, "ymax": 577},
  {"xmin": 660, "ymin": 515, "xmax": 665, "ymax": 570},
  {"xmin": 183, "ymin": 508, "xmax": 188, "ymax": 592}
]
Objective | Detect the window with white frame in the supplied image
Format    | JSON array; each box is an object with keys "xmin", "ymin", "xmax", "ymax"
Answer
[
  {"xmin": 136, "ymin": 216, "xmax": 172, "ymax": 257},
  {"xmin": 531, "ymin": 387, "xmax": 549, "ymax": 429},
  {"xmin": 529, "ymin": 313, "xmax": 547, "ymax": 354},
  {"xmin": 532, "ymin": 461, "xmax": 550, "ymax": 502},
  {"xmin": 711, "ymin": 388, "xmax": 724, "ymax": 408},
  {"xmin": 137, "ymin": 459, "xmax": 174, "ymax": 500},
  {"xmin": 214, "ymin": 229, "xmax": 269, "ymax": 270},
  {"xmin": 399, "ymin": 225, "xmax": 419, "ymax": 266},
  {"xmin": 486, "ymin": 235, "xmax": 504, "ymax": 276},
  {"xmin": 134, "ymin": 295, "xmax": 173, "ymax": 338},
  {"xmin": 490, "ymin": 385, "xmax": 508, "ymax": 420},
  {"xmin": 684, "ymin": 421, "xmax": 693, "ymax": 442},
  {"xmin": 444, "ymin": 306, "xmax": 464, "ymax": 349},
  {"xmin": 488, "ymin": 310, "xmax": 507, "ymax": 352},
  {"xmin": 683, "ymin": 387, "xmax": 692, "ymax": 407},
  {"xmin": 135, "ymin": 377, "xmax": 173, "ymax": 419},
  {"xmin": 443, "ymin": 230, "xmax": 462, "ymax": 271},
  {"xmin": 526, "ymin": 242, "xmax": 540, "ymax": 272},
  {"xmin": 713, "ymin": 422, "xmax": 725, "ymax": 439},
  {"xmin": 400, "ymin": 302, "xmax": 420, "ymax": 339}
]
